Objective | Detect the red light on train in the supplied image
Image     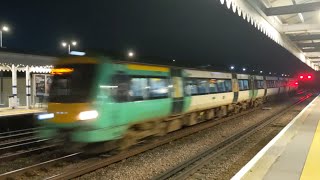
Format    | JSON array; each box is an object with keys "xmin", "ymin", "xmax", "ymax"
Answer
[
  {"xmin": 295, "ymin": 82, "xmax": 299, "ymax": 85},
  {"xmin": 299, "ymin": 74, "xmax": 312, "ymax": 80}
]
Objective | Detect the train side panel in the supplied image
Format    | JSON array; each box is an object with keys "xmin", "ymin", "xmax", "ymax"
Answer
[{"xmin": 187, "ymin": 92, "xmax": 234, "ymax": 112}]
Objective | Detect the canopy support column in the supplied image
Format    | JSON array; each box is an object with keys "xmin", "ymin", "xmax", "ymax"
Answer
[
  {"xmin": 11, "ymin": 64, "xmax": 18, "ymax": 109},
  {"xmin": 26, "ymin": 66, "xmax": 31, "ymax": 109}
]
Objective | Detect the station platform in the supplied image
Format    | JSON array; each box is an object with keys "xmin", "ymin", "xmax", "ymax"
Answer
[
  {"xmin": 232, "ymin": 95, "xmax": 320, "ymax": 180},
  {"xmin": 0, "ymin": 107, "xmax": 45, "ymax": 117}
]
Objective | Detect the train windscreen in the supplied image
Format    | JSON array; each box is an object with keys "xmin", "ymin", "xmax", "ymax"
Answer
[{"xmin": 49, "ymin": 64, "xmax": 97, "ymax": 103}]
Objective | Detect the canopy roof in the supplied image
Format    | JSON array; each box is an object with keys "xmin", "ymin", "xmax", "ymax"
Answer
[
  {"xmin": 0, "ymin": 50, "xmax": 57, "ymax": 73},
  {"xmin": 219, "ymin": 0, "xmax": 320, "ymax": 70}
]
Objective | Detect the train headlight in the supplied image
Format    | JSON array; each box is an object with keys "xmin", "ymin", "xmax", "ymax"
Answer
[
  {"xmin": 78, "ymin": 110, "xmax": 98, "ymax": 121},
  {"xmin": 37, "ymin": 113, "xmax": 54, "ymax": 121}
]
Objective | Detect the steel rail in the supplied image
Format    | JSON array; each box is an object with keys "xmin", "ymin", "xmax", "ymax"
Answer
[
  {"xmin": 0, "ymin": 131, "xmax": 37, "ymax": 141},
  {"xmin": 0, "ymin": 144, "xmax": 58, "ymax": 162},
  {"xmin": 0, "ymin": 127, "xmax": 39, "ymax": 136},
  {"xmin": 0, "ymin": 152, "xmax": 81, "ymax": 179},
  {"xmin": 0, "ymin": 138, "xmax": 48, "ymax": 154},
  {"xmin": 0, "ymin": 137, "xmax": 39, "ymax": 148}
]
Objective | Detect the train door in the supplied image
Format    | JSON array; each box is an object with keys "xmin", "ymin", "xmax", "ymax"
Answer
[
  {"xmin": 171, "ymin": 68, "xmax": 184, "ymax": 114},
  {"xmin": 232, "ymin": 73, "xmax": 239, "ymax": 103},
  {"xmin": 249, "ymin": 75, "xmax": 258, "ymax": 99},
  {"xmin": 263, "ymin": 76, "xmax": 267, "ymax": 97}
]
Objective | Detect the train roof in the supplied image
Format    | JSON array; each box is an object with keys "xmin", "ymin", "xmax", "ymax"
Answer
[{"xmin": 54, "ymin": 56, "xmax": 293, "ymax": 80}]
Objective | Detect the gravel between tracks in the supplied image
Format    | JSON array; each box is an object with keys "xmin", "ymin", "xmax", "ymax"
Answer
[
  {"xmin": 186, "ymin": 99, "xmax": 311, "ymax": 180},
  {"xmin": 75, "ymin": 96, "xmax": 310, "ymax": 180}
]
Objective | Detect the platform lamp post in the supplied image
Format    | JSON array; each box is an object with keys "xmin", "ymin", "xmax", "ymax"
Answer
[
  {"xmin": 128, "ymin": 50, "xmax": 135, "ymax": 58},
  {"xmin": 61, "ymin": 41, "xmax": 77, "ymax": 54},
  {"xmin": 0, "ymin": 25, "xmax": 9, "ymax": 48},
  {"xmin": 127, "ymin": 50, "xmax": 135, "ymax": 61}
]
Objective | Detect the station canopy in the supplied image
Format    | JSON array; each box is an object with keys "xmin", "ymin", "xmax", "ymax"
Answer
[
  {"xmin": 219, "ymin": 0, "xmax": 320, "ymax": 71},
  {"xmin": 0, "ymin": 51, "xmax": 57, "ymax": 73}
]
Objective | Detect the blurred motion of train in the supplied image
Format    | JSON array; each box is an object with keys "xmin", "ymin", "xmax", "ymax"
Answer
[{"xmin": 38, "ymin": 56, "xmax": 298, "ymax": 151}]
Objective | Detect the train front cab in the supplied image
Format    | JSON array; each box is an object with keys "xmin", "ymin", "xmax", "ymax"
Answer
[
  {"xmin": 38, "ymin": 57, "xmax": 105, "ymax": 144},
  {"xmin": 39, "ymin": 58, "xmax": 192, "ymax": 146}
]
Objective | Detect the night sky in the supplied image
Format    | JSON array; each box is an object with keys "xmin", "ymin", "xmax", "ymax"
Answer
[{"xmin": 0, "ymin": 0, "xmax": 314, "ymax": 75}]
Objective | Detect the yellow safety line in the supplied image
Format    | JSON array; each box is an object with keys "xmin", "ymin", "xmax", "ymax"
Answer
[{"xmin": 300, "ymin": 120, "xmax": 320, "ymax": 180}]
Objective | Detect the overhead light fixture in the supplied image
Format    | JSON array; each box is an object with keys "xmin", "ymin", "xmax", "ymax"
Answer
[
  {"xmin": 70, "ymin": 51, "xmax": 86, "ymax": 56},
  {"xmin": 2, "ymin": 26, "xmax": 9, "ymax": 32},
  {"xmin": 302, "ymin": 47, "xmax": 315, "ymax": 50},
  {"xmin": 128, "ymin": 51, "xmax": 135, "ymax": 57}
]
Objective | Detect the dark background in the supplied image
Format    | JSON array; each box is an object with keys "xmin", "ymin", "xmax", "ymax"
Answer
[{"xmin": 0, "ymin": 0, "xmax": 315, "ymax": 75}]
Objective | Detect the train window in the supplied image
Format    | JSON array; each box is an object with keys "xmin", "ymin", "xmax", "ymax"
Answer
[
  {"xmin": 197, "ymin": 79, "xmax": 209, "ymax": 94},
  {"xmin": 209, "ymin": 79, "xmax": 218, "ymax": 93},
  {"xmin": 149, "ymin": 78, "xmax": 169, "ymax": 99},
  {"xmin": 243, "ymin": 80, "xmax": 249, "ymax": 90},
  {"xmin": 110, "ymin": 73, "xmax": 131, "ymax": 102},
  {"xmin": 267, "ymin": 80, "xmax": 276, "ymax": 88},
  {"xmin": 268, "ymin": 81, "xmax": 272, "ymax": 88},
  {"xmin": 224, "ymin": 80, "xmax": 232, "ymax": 92},
  {"xmin": 186, "ymin": 79, "xmax": 198, "ymax": 95},
  {"xmin": 49, "ymin": 64, "xmax": 97, "ymax": 103},
  {"xmin": 238, "ymin": 80, "xmax": 244, "ymax": 90},
  {"xmin": 255, "ymin": 80, "xmax": 264, "ymax": 89},
  {"xmin": 130, "ymin": 78, "xmax": 149, "ymax": 101},
  {"xmin": 187, "ymin": 78, "xmax": 232, "ymax": 95},
  {"xmin": 238, "ymin": 80, "xmax": 249, "ymax": 91},
  {"xmin": 184, "ymin": 82, "xmax": 192, "ymax": 96},
  {"xmin": 217, "ymin": 80, "xmax": 226, "ymax": 92}
]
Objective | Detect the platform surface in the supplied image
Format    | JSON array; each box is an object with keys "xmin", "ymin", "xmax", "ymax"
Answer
[
  {"xmin": 0, "ymin": 106, "xmax": 46, "ymax": 117},
  {"xmin": 232, "ymin": 95, "xmax": 320, "ymax": 180}
]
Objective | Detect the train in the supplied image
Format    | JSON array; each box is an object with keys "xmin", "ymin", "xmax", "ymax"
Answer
[{"xmin": 37, "ymin": 56, "xmax": 298, "ymax": 151}]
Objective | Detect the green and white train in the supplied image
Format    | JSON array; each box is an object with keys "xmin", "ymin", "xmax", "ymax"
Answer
[{"xmin": 38, "ymin": 56, "xmax": 298, "ymax": 149}]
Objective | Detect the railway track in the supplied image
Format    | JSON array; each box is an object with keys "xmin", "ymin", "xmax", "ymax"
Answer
[
  {"xmin": 0, "ymin": 138, "xmax": 48, "ymax": 154},
  {"xmin": 0, "ymin": 144, "xmax": 58, "ymax": 162},
  {"xmin": 0, "ymin": 107, "xmax": 259, "ymax": 179},
  {"xmin": 0, "ymin": 129, "xmax": 55, "ymax": 162},
  {"xmin": 0, "ymin": 93, "xmax": 313, "ymax": 179},
  {"xmin": 152, "ymin": 93, "xmax": 313, "ymax": 180},
  {"xmin": 0, "ymin": 152, "xmax": 81, "ymax": 179},
  {"xmin": 0, "ymin": 128, "xmax": 39, "ymax": 142}
]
